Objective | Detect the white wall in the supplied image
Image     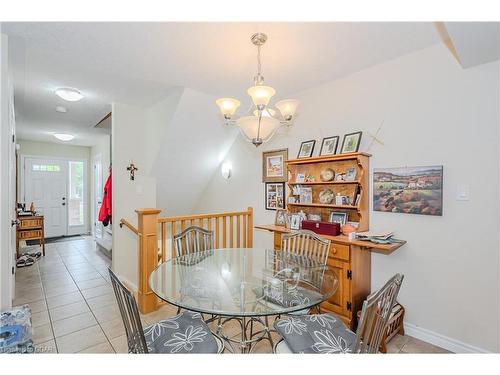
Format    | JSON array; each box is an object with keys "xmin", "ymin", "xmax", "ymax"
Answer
[
  {"xmin": 111, "ymin": 87, "xmax": 238, "ymax": 287},
  {"xmin": 194, "ymin": 43, "xmax": 500, "ymax": 352},
  {"xmin": 17, "ymin": 139, "xmax": 92, "ymax": 233},
  {"xmin": 0, "ymin": 32, "xmax": 13, "ymax": 310},
  {"xmin": 111, "ymin": 103, "xmax": 160, "ymax": 288},
  {"xmin": 151, "ymin": 88, "xmax": 238, "ymax": 216}
]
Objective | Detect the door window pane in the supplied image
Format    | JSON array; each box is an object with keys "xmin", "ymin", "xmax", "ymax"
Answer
[
  {"xmin": 32, "ymin": 164, "xmax": 60, "ymax": 172},
  {"xmin": 69, "ymin": 161, "xmax": 84, "ymax": 226}
]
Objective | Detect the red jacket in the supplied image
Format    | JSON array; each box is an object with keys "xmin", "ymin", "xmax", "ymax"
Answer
[{"xmin": 99, "ymin": 172, "xmax": 112, "ymax": 226}]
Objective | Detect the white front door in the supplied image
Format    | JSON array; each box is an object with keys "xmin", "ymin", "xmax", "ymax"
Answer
[{"xmin": 24, "ymin": 157, "xmax": 68, "ymax": 238}]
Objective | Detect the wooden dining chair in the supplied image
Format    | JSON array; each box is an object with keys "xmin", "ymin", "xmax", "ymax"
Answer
[
  {"xmin": 273, "ymin": 273, "xmax": 405, "ymax": 354},
  {"xmin": 108, "ymin": 268, "xmax": 224, "ymax": 354},
  {"xmin": 173, "ymin": 226, "xmax": 214, "ymax": 257}
]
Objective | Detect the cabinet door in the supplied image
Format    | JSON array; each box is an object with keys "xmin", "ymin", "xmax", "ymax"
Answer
[{"xmin": 321, "ymin": 257, "xmax": 351, "ymax": 319}]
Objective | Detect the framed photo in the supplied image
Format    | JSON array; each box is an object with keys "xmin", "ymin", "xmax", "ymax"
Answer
[
  {"xmin": 319, "ymin": 136, "xmax": 339, "ymax": 156},
  {"xmin": 289, "ymin": 214, "xmax": 301, "ymax": 230},
  {"xmin": 329, "ymin": 211, "xmax": 348, "ymax": 225},
  {"xmin": 265, "ymin": 182, "xmax": 286, "ymax": 210},
  {"xmin": 373, "ymin": 165, "xmax": 443, "ymax": 216},
  {"xmin": 262, "ymin": 148, "xmax": 288, "ymax": 182},
  {"xmin": 297, "ymin": 140, "xmax": 316, "ymax": 158},
  {"xmin": 345, "ymin": 167, "xmax": 357, "ymax": 181},
  {"xmin": 340, "ymin": 131, "xmax": 362, "ymax": 154},
  {"xmin": 295, "ymin": 173, "xmax": 305, "ymax": 183},
  {"xmin": 299, "ymin": 187, "xmax": 313, "ymax": 204},
  {"xmin": 274, "ymin": 209, "xmax": 288, "ymax": 227}
]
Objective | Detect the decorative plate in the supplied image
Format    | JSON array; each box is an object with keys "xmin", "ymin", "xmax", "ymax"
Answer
[
  {"xmin": 319, "ymin": 189, "xmax": 334, "ymax": 204},
  {"xmin": 320, "ymin": 168, "xmax": 335, "ymax": 182}
]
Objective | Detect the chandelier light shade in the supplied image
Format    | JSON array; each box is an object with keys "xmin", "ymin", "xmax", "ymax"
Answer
[
  {"xmin": 216, "ymin": 33, "xmax": 299, "ymax": 146},
  {"xmin": 236, "ymin": 116, "xmax": 281, "ymax": 146},
  {"xmin": 275, "ymin": 99, "xmax": 300, "ymax": 121},
  {"xmin": 247, "ymin": 85, "xmax": 276, "ymax": 107},
  {"xmin": 215, "ymin": 98, "xmax": 241, "ymax": 119}
]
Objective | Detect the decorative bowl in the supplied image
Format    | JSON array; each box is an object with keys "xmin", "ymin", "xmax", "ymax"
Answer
[
  {"xmin": 320, "ymin": 168, "xmax": 335, "ymax": 182},
  {"xmin": 319, "ymin": 189, "xmax": 334, "ymax": 204}
]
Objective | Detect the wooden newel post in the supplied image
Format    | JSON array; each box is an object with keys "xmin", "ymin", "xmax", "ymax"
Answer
[
  {"xmin": 136, "ymin": 208, "xmax": 161, "ymax": 314},
  {"xmin": 247, "ymin": 207, "xmax": 253, "ymax": 247}
]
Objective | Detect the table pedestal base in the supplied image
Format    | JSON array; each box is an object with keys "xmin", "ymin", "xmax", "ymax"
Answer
[{"xmin": 209, "ymin": 316, "xmax": 275, "ymax": 353}]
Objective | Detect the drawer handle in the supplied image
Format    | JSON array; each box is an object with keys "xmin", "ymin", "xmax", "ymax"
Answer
[{"xmin": 332, "ymin": 247, "xmax": 337, "ymax": 254}]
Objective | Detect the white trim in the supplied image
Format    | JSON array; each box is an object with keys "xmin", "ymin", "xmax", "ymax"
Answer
[
  {"xmin": 404, "ymin": 322, "xmax": 491, "ymax": 353},
  {"xmin": 67, "ymin": 159, "xmax": 89, "ymax": 235}
]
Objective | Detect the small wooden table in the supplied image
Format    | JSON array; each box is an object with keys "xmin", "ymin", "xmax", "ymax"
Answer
[{"xmin": 16, "ymin": 215, "xmax": 45, "ymax": 258}]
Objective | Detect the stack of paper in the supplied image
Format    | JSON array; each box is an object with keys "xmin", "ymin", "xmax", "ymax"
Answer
[{"xmin": 356, "ymin": 231, "xmax": 397, "ymax": 244}]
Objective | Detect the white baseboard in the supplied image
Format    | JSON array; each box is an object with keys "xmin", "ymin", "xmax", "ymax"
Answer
[{"xmin": 404, "ymin": 322, "xmax": 491, "ymax": 353}]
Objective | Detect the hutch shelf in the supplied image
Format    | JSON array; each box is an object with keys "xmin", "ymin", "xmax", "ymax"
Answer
[{"xmin": 256, "ymin": 152, "xmax": 406, "ymax": 329}]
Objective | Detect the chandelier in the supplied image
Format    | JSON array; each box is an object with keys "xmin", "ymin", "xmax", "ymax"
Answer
[{"xmin": 216, "ymin": 33, "xmax": 299, "ymax": 147}]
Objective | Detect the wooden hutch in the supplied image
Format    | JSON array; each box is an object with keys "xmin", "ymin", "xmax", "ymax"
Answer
[{"xmin": 256, "ymin": 152, "xmax": 405, "ymax": 329}]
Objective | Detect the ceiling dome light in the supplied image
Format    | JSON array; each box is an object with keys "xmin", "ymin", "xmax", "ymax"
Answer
[
  {"xmin": 53, "ymin": 133, "xmax": 75, "ymax": 141},
  {"xmin": 55, "ymin": 88, "xmax": 84, "ymax": 102}
]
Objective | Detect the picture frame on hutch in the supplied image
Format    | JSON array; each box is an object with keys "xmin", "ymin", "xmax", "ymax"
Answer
[
  {"xmin": 262, "ymin": 148, "xmax": 288, "ymax": 183},
  {"xmin": 329, "ymin": 211, "xmax": 348, "ymax": 225},
  {"xmin": 297, "ymin": 140, "xmax": 316, "ymax": 158},
  {"xmin": 319, "ymin": 136, "xmax": 339, "ymax": 156},
  {"xmin": 265, "ymin": 182, "xmax": 286, "ymax": 210},
  {"xmin": 340, "ymin": 131, "xmax": 362, "ymax": 154},
  {"xmin": 274, "ymin": 209, "xmax": 288, "ymax": 227}
]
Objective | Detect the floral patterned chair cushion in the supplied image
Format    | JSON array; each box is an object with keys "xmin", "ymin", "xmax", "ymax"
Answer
[
  {"xmin": 254, "ymin": 285, "xmax": 323, "ymax": 309},
  {"xmin": 143, "ymin": 310, "xmax": 219, "ymax": 354},
  {"xmin": 274, "ymin": 314, "xmax": 356, "ymax": 354}
]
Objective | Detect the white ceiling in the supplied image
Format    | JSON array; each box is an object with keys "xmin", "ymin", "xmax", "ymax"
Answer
[
  {"xmin": 2, "ymin": 22, "xmax": 443, "ymax": 146},
  {"xmin": 444, "ymin": 22, "xmax": 500, "ymax": 68}
]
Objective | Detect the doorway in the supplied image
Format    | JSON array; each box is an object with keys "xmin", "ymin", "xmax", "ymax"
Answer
[{"xmin": 22, "ymin": 156, "xmax": 87, "ymax": 238}]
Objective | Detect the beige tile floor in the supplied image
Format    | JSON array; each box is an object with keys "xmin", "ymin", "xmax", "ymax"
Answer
[{"xmin": 14, "ymin": 236, "xmax": 449, "ymax": 354}]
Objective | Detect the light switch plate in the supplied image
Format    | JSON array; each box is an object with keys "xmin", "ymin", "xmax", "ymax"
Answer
[{"xmin": 456, "ymin": 184, "xmax": 469, "ymax": 201}]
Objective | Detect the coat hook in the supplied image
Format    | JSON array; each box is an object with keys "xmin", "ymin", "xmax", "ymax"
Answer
[{"xmin": 126, "ymin": 163, "xmax": 138, "ymax": 181}]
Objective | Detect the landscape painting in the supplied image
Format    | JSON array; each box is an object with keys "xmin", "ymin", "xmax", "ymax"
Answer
[{"xmin": 373, "ymin": 166, "xmax": 443, "ymax": 216}]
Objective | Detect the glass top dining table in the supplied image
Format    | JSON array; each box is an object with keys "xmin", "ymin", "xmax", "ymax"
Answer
[{"xmin": 149, "ymin": 248, "xmax": 339, "ymax": 317}]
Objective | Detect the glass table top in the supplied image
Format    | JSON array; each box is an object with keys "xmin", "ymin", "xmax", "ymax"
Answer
[{"xmin": 149, "ymin": 248, "xmax": 339, "ymax": 317}]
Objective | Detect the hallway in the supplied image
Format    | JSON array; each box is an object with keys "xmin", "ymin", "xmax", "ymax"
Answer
[{"xmin": 13, "ymin": 236, "xmax": 179, "ymax": 353}]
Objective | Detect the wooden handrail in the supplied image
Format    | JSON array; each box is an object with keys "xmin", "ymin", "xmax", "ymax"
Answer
[
  {"xmin": 119, "ymin": 218, "xmax": 139, "ymax": 235},
  {"xmin": 158, "ymin": 209, "xmax": 252, "ymax": 223}
]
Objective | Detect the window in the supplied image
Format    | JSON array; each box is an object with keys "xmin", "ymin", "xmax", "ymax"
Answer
[
  {"xmin": 68, "ymin": 161, "xmax": 84, "ymax": 226},
  {"xmin": 32, "ymin": 164, "xmax": 60, "ymax": 172}
]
